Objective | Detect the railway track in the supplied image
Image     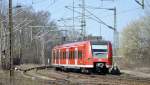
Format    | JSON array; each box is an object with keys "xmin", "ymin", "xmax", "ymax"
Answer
[
  {"xmin": 53, "ymin": 70, "xmax": 150, "ymax": 85},
  {"xmin": 20, "ymin": 65, "xmax": 150, "ymax": 85}
]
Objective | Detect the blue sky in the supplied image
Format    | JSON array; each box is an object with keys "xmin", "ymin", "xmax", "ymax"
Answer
[{"xmin": 13, "ymin": 0, "xmax": 149, "ymax": 42}]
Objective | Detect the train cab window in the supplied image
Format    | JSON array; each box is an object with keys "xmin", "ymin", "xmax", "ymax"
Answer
[{"xmin": 92, "ymin": 44, "xmax": 108, "ymax": 58}]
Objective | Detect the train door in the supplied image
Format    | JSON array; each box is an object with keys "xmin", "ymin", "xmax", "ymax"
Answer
[
  {"xmin": 60, "ymin": 49, "xmax": 63, "ymax": 64},
  {"xmin": 75, "ymin": 48, "xmax": 78, "ymax": 65}
]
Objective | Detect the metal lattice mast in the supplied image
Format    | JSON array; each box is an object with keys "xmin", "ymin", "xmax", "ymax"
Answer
[
  {"xmin": 72, "ymin": 0, "xmax": 75, "ymax": 31},
  {"xmin": 0, "ymin": 0, "xmax": 2, "ymax": 63},
  {"xmin": 72, "ymin": 0, "xmax": 75, "ymax": 40},
  {"xmin": 113, "ymin": 7, "xmax": 117, "ymax": 56},
  {"xmin": 8, "ymin": 0, "xmax": 14, "ymax": 85},
  {"xmin": 81, "ymin": 0, "xmax": 86, "ymax": 38}
]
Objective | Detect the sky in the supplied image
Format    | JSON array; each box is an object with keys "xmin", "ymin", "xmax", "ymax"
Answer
[{"xmin": 12, "ymin": 0, "xmax": 149, "ymax": 42}]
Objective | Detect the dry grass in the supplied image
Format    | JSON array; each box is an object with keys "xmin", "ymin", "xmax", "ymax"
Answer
[{"xmin": 0, "ymin": 70, "xmax": 52, "ymax": 85}]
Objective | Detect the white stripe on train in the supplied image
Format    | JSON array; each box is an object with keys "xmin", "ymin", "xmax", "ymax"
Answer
[
  {"xmin": 52, "ymin": 64, "xmax": 111, "ymax": 68},
  {"xmin": 52, "ymin": 64, "xmax": 93, "ymax": 68}
]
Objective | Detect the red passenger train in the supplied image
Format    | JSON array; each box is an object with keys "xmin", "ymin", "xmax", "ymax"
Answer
[{"xmin": 51, "ymin": 40, "xmax": 113, "ymax": 73}]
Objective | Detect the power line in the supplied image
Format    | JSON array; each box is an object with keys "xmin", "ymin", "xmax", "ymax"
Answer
[
  {"xmin": 81, "ymin": 0, "xmax": 86, "ymax": 38},
  {"xmin": 98, "ymin": 7, "xmax": 142, "ymax": 19},
  {"xmin": 31, "ymin": 0, "xmax": 47, "ymax": 5},
  {"xmin": 65, "ymin": 6, "xmax": 113, "ymax": 30},
  {"xmin": 8, "ymin": 0, "xmax": 14, "ymax": 85},
  {"xmin": 135, "ymin": 0, "xmax": 144, "ymax": 9}
]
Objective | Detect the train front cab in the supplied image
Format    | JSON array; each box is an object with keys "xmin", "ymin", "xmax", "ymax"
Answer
[{"xmin": 90, "ymin": 41, "xmax": 112, "ymax": 74}]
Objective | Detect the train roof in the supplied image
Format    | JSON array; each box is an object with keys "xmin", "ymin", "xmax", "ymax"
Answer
[
  {"xmin": 53, "ymin": 40, "xmax": 110, "ymax": 49},
  {"xmin": 90, "ymin": 40, "xmax": 110, "ymax": 45}
]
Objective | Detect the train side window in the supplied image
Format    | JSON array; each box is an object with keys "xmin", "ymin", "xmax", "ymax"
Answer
[
  {"xmin": 71, "ymin": 51, "xmax": 72, "ymax": 59},
  {"xmin": 56, "ymin": 51, "xmax": 57, "ymax": 59},
  {"xmin": 58, "ymin": 50, "xmax": 61, "ymax": 59},
  {"xmin": 78, "ymin": 51, "xmax": 79, "ymax": 59},
  {"xmin": 72, "ymin": 51, "xmax": 73, "ymax": 59},
  {"xmin": 59, "ymin": 50, "xmax": 62, "ymax": 59},
  {"xmin": 55, "ymin": 51, "xmax": 57, "ymax": 60},
  {"xmin": 63, "ymin": 51, "xmax": 66, "ymax": 59},
  {"xmin": 57, "ymin": 50, "xmax": 59, "ymax": 59},
  {"xmin": 70, "ymin": 51, "xmax": 73, "ymax": 59},
  {"xmin": 62, "ymin": 52, "xmax": 64, "ymax": 59},
  {"xmin": 72, "ymin": 51, "xmax": 75, "ymax": 59},
  {"xmin": 61, "ymin": 51, "xmax": 63, "ymax": 59},
  {"xmin": 81, "ymin": 51, "xmax": 83, "ymax": 59},
  {"xmin": 60, "ymin": 51, "xmax": 62, "ymax": 59},
  {"xmin": 52, "ymin": 51, "xmax": 54, "ymax": 59},
  {"xmin": 78, "ymin": 50, "xmax": 82, "ymax": 59},
  {"xmin": 63, "ymin": 52, "xmax": 65, "ymax": 59},
  {"xmin": 71, "ymin": 51, "xmax": 73, "ymax": 59},
  {"xmin": 69, "ymin": 51, "xmax": 71, "ymax": 59},
  {"xmin": 53, "ymin": 51, "xmax": 55, "ymax": 62}
]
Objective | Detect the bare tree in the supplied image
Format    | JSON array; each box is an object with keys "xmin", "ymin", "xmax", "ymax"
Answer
[{"xmin": 120, "ymin": 15, "xmax": 150, "ymax": 67}]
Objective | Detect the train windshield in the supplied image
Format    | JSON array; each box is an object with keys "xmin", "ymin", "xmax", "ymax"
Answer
[{"xmin": 92, "ymin": 45, "xmax": 108, "ymax": 58}]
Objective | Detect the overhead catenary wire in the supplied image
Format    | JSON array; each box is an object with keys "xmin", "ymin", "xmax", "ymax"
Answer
[
  {"xmin": 84, "ymin": 8, "xmax": 114, "ymax": 30},
  {"xmin": 31, "ymin": 0, "xmax": 60, "ymax": 10},
  {"xmin": 97, "ymin": 7, "xmax": 142, "ymax": 19},
  {"xmin": 65, "ymin": 6, "xmax": 114, "ymax": 30}
]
